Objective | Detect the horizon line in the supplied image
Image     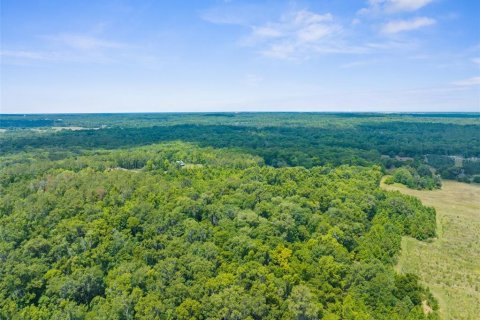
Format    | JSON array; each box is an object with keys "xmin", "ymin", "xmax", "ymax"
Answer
[{"xmin": 1, "ymin": 111, "xmax": 480, "ymax": 116}]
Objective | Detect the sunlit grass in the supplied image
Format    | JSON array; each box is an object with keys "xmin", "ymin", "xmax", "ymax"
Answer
[{"xmin": 382, "ymin": 179, "xmax": 480, "ymax": 320}]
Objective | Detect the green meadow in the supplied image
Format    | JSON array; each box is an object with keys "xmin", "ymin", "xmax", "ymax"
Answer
[{"xmin": 382, "ymin": 180, "xmax": 480, "ymax": 320}]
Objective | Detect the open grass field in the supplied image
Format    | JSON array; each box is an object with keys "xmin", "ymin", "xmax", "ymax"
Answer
[{"xmin": 382, "ymin": 179, "xmax": 480, "ymax": 320}]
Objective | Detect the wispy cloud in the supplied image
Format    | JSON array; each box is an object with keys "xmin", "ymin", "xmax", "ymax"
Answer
[
  {"xmin": 203, "ymin": 8, "xmax": 347, "ymax": 59},
  {"xmin": 452, "ymin": 77, "xmax": 480, "ymax": 87},
  {"xmin": 203, "ymin": 2, "xmax": 437, "ymax": 59},
  {"xmin": 1, "ymin": 50, "xmax": 51, "ymax": 60},
  {"xmin": 1, "ymin": 32, "xmax": 127, "ymax": 65},
  {"xmin": 0, "ymin": 50, "xmax": 79, "ymax": 65},
  {"xmin": 226, "ymin": 9, "xmax": 369, "ymax": 59},
  {"xmin": 244, "ymin": 10, "xmax": 338, "ymax": 44},
  {"xmin": 200, "ymin": 4, "xmax": 264, "ymax": 25},
  {"xmin": 340, "ymin": 60, "xmax": 374, "ymax": 69},
  {"xmin": 382, "ymin": 17, "xmax": 436, "ymax": 34},
  {"xmin": 359, "ymin": 0, "xmax": 434, "ymax": 15},
  {"xmin": 44, "ymin": 33, "xmax": 125, "ymax": 50}
]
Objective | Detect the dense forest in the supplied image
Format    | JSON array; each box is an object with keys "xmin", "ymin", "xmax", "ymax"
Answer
[
  {"xmin": 1, "ymin": 113, "xmax": 479, "ymax": 185},
  {"xmin": 0, "ymin": 113, "xmax": 478, "ymax": 319},
  {"xmin": 1, "ymin": 142, "xmax": 437, "ymax": 319}
]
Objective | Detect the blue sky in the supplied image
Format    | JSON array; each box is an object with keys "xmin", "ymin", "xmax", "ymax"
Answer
[{"xmin": 1, "ymin": 0, "xmax": 479, "ymax": 113}]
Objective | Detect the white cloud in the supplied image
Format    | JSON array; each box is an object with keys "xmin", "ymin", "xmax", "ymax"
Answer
[
  {"xmin": 261, "ymin": 43, "xmax": 296, "ymax": 59},
  {"xmin": 243, "ymin": 10, "xmax": 342, "ymax": 59},
  {"xmin": 387, "ymin": 0, "xmax": 434, "ymax": 12},
  {"xmin": 382, "ymin": 17, "xmax": 436, "ymax": 34},
  {"xmin": 1, "ymin": 32, "xmax": 128, "ymax": 65},
  {"xmin": 44, "ymin": 33, "xmax": 124, "ymax": 50},
  {"xmin": 200, "ymin": 4, "xmax": 263, "ymax": 26},
  {"xmin": 351, "ymin": 18, "xmax": 361, "ymax": 25},
  {"xmin": 1, "ymin": 50, "xmax": 49, "ymax": 60},
  {"xmin": 453, "ymin": 77, "xmax": 480, "ymax": 87},
  {"xmin": 248, "ymin": 11, "xmax": 336, "ymax": 43},
  {"xmin": 203, "ymin": 5, "xmax": 434, "ymax": 59},
  {"xmin": 293, "ymin": 11, "xmax": 333, "ymax": 25},
  {"xmin": 297, "ymin": 24, "xmax": 333, "ymax": 42},
  {"xmin": 251, "ymin": 26, "xmax": 284, "ymax": 38},
  {"xmin": 0, "ymin": 50, "xmax": 80, "ymax": 65},
  {"xmin": 340, "ymin": 60, "xmax": 373, "ymax": 68},
  {"xmin": 360, "ymin": 0, "xmax": 434, "ymax": 14}
]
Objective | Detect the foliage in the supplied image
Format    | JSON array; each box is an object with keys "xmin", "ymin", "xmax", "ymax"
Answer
[
  {"xmin": 1, "ymin": 113, "xmax": 479, "ymax": 184},
  {"xmin": 389, "ymin": 166, "xmax": 442, "ymax": 190},
  {"xmin": 0, "ymin": 143, "xmax": 438, "ymax": 319}
]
